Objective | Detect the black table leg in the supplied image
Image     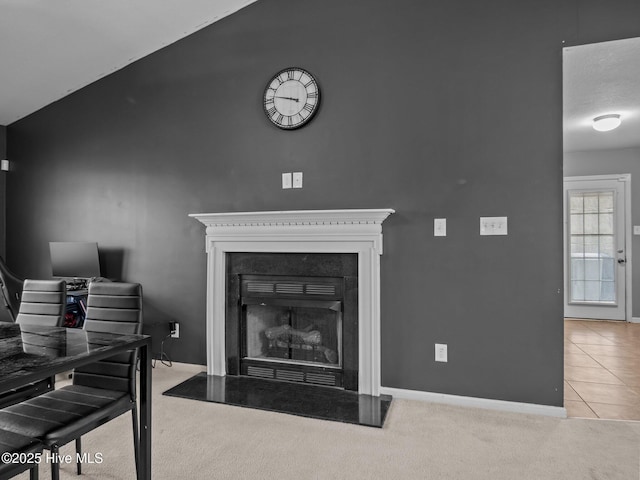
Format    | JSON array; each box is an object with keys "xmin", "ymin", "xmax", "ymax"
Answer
[{"xmin": 139, "ymin": 339, "xmax": 152, "ymax": 480}]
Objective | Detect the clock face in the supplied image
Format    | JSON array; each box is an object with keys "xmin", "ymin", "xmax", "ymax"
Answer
[{"xmin": 263, "ymin": 68, "xmax": 320, "ymax": 130}]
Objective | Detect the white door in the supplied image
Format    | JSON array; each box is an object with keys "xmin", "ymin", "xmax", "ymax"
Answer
[{"xmin": 564, "ymin": 176, "xmax": 629, "ymax": 320}]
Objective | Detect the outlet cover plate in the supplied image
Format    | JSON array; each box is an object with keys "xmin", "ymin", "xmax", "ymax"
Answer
[
  {"xmin": 171, "ymin": 323, "xmax": 180, "ymax": 338},
  {"xmin": 435, "ymin": 343, "xmax": 448, "ymax": 362}
]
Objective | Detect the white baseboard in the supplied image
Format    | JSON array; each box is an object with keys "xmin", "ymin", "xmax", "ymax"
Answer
[
  {"xmin": 380, "ymin": 387, "xmax": 567, "ymax": 418},
  {"xmin": 631, "ymin": 317, "xmax": 640, "ymax": 324}
]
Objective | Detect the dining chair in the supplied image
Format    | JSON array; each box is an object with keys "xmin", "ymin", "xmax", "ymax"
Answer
[
  {"xmin": 0, "ymin": 279, "xmax": 67, "ymax": 410},
  {"xmin": 0, "ymin": 257, "xmax": 24, "ymax": 322},
  {"xmin": 0, "ymin": 282, "xmax": 143, "ymax": 480},
  {"xmin": 15, "ymin": 279, "xmax": 67, "ymax": 327},
  {"xmin": 0, "ymin": 428, "xmax": 43, "ymax": 479}
]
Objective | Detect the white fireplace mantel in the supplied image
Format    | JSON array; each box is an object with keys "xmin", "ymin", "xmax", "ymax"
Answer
[{"xmin": 189, "ymin": 208, "xmax": 394, "ymax": 396}]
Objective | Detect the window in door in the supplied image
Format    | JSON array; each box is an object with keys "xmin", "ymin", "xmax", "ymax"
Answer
[{"xmin": 568, "ymin": 190, "xmax": 616, "ymax": 304}]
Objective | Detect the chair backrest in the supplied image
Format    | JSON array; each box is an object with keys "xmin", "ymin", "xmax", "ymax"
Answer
[
  {"xmin": 0, "ymin": 257, "xmax": 24, "ymax": 321},
  {"xmin": 15, "ymin": 279, "xmax": 66, "ymax": 327},
  {"xmin": 73, "ymin": 282, "xmax": 143, "ymax": 395}
]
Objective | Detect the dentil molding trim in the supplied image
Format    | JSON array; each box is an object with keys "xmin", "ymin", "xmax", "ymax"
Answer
[{"xmin": 189, "ymin": 209, "xmax": 395, "ymax": 227}]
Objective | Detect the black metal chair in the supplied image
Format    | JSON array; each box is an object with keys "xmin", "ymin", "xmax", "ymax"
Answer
[
  {"xmin": 0, "ymin": 257, "xmax": 23, "ymax": 322},
  {"xmin": 0, "ymin": 428, "xmax": 43, "ymax": 480},
  {"xmin": 0, "ymin": 282, "xmax": 143, "ymax": 480}
]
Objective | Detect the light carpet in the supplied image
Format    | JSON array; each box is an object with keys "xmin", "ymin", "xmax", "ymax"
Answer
[{"xmin": 14, "ymin": 362, "xmax": 640, "ymax": 479}]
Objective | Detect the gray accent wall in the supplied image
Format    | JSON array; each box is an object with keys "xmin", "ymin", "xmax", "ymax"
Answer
[
  {"xmin": 564, "ymin": 148, "xmax": 640, "ymax": 318},
  {"xmin": 5, "ymin": 0, "xmax": 640, "ymax": 407}
]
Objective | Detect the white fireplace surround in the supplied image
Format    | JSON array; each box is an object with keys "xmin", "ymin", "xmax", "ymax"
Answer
[{"xmin": 190, "ymin": 209, "xmax": 394, "ymax": 396}]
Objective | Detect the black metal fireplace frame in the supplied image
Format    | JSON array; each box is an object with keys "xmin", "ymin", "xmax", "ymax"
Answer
[{"xmin": 226, "ymin": 252, "xmax": 358, "ymax": 391}]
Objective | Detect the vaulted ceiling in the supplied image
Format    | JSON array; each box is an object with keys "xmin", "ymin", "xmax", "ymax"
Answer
[
  {"xmin": 1, "ymin": 2, "xmax": 638, "ymax": 153},
  {"xmin": 0, "ymin": 0, "xmax": 256, "ymax": 125}
]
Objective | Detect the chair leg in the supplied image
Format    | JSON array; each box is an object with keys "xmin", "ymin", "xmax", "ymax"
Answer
[
  {"xmin": 75, "ymin": 437, "xmax": 82, "ymax": 475},
  {"xmin": 132, "ymin": 408, "xmax": 140, "ymax": 480},
  {"xmin": 30, "ymin": 463, "xmax": 39, "ymax": 480},
  {"xmin": 50, "ymin": 445, "xmax": 60, "ymax": 480}
]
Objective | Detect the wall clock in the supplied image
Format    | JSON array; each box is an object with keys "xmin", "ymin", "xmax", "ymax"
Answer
[{"xmin": 263, "ymin": 67, "xmax": 320, "ymax": 130}]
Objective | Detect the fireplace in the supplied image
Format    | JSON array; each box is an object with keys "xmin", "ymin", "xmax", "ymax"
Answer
[
  {"xmin": 226, "ymin": 253, "xmax": 358, "ymax": 390},
  {"xmin": 189, "ymin": 209, "xmax": 394, "ymax": 396}
]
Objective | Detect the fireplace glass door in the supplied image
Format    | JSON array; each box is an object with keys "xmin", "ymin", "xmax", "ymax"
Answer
[
  {"xmin": 236, "ymin": 274, "xmax": 349, "ymax": 387},
  {"xmin": 243, "ymin": 299, "xmax": 342, "ymax": 368}
]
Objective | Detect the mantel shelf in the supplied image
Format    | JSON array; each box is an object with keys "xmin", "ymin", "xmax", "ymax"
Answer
[{"xmin": 189, "ymin": 209, "xmax": 395, "ymax": 227}]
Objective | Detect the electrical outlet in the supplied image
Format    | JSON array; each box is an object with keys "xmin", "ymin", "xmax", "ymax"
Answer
[
  {"xmin": 170, "ymin": 322, "xmax": 180, "ymax": 339},
  {"xmin": 435, "ymin": 343, "xmax": 448, "ymax": 362}
]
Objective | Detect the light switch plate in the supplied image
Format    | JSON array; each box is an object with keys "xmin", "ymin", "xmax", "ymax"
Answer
[
  {"xmin": 634, "ymin": 226, "xmax": 640, "ymax": 236},
  {"xmin": 434, "ymin": 218, "xmax": 446, "ymax": 236},
  {"xmin": 293, "ymin": 172, "xmax": 303, "ymax": 188},
  {"xmin": 282, "ymin": 172, "xmax": 292, "ymax": 189},
  {"xmin": 480, "ymin": 216, "xmax": 508, "ymax": 236}
]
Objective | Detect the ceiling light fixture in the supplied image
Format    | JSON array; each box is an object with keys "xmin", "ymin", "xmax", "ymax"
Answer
[{"xmin": 592, "ymin": 114, "xmax": 622, "ymax": 132}]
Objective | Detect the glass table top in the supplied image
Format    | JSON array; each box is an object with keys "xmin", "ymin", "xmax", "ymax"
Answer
[{"xmin": 0, "ymin": 322, "xmax": 148, "ymax": 389}]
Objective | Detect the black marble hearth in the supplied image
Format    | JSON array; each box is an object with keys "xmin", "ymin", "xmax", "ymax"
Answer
[{"xmin": 163, "ymin": 373, "xmax": 391, "ymax": 428}]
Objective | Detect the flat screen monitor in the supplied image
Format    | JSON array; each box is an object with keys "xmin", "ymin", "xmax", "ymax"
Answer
[{"xmin": 49, "ymin": 242, "xmax": 101, "ymax": 279}]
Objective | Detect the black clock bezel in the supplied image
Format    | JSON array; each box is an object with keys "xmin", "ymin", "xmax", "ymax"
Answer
[{"xmin": 263, "ymin": 67, "xmax": 321, "ymax": 130}]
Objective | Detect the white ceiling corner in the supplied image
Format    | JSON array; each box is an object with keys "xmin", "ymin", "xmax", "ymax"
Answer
[{"xmin": 0, "ymin": 0, "xmax": 257, "ymax": 125}]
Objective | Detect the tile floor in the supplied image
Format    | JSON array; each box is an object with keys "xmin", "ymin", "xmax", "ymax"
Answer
[{"xmin": 564, "ymin": 318, "xmax": 640, "ymax": 420}]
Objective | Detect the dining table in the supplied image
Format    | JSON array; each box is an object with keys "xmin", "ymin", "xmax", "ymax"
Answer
[{"xmin": 0, "ymin": 321, "xmax": 152, "ymax": 480}]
